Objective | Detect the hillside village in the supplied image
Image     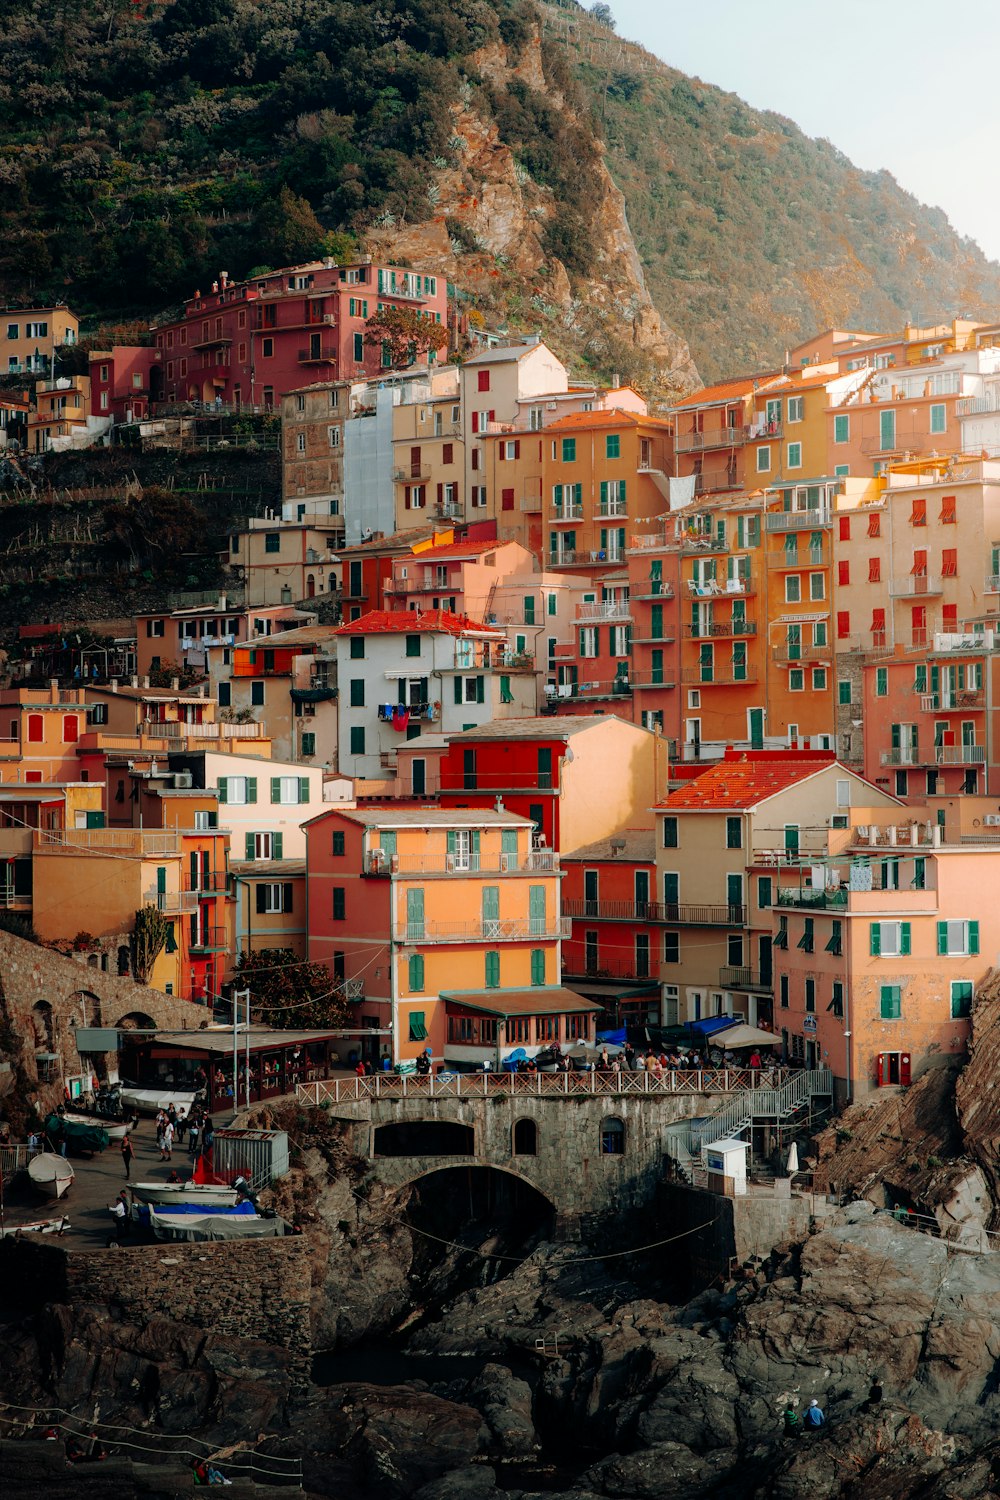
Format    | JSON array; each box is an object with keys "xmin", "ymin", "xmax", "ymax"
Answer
[{"xmin": 0, "ymin": 261, "xmax": 999, "ymax": 1118}]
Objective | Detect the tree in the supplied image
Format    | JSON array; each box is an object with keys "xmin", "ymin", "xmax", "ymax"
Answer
[
  {"xmin": 591, "ymin": 3, "xmax": 616, "ymax": 29},
  {"xmin": 235, "ymin": 947, "xmax": 351, "ymax": 1030},
  {"xmin": 252, "ymin": 187, "xmax": 327, "ymax": 270},
  {"xmin": 363, "ymin": 304, "xmax": 450, "ymax": 370},
  {"xmin": 131, "ymin": 905, "xmax": 169, "ymax": 983}
]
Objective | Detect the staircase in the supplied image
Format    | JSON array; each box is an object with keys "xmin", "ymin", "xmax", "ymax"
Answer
[{"xmin": 685, "ymin": 1068, "xmax": 834, "ymax": 1158}]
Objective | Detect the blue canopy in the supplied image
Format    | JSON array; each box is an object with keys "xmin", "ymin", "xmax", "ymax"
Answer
[{"xmin": 685, "ymin": 1015, "xmax": 741, "ymax": 1037}]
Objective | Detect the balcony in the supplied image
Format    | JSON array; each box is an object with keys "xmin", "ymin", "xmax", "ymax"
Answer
[
  {"xmin": 393, "ymin": 468, "xmax": 431, "ymax": 484},
  {"xmin": 937, "ymin": 743, "xmax": 985, "ymax": 765},
  {"xmin": 771, "ymin": 547, "xmax": 829, "ymax": 570},
  {"xmin": 683, "ymin": 620, "xmax": 757, "ymax": 639},
  {"xmin": 184, "ymin": 872, "xmax": 229, "ymax": 893},
  {"xmin": 985, "ymin": 575, "xmax": 1000, "ymax": 593},
  {"xmin": 189, "ymin": 925, "xmax": 228, "ymax": 953},
  {"xmin": 632, "ymin": 582, "xmax": 675, "ymax": 600},
  {"xmin": 521, "ymin": 492, "xmax": 543, "ymax": 511},
  {"xmin": 628, "ymin": 672, "xmax": 677, "ymax": 690},
  {"xmin": 920, "ymin": 690, "xmax": 985, "ymax": 712},
  {"xmin": 776, "ymin": 887, "xmax": 847, "ymax": 910},
  {"xmin": 142, "ymin": 887, "xmax": 198, "ymax": 914},
  {"xmin": 880, "ymin": 748, "xmax": 924, "ymax": 767},
  {"xmin": 367, "ymin": 850, "xmax": 559, "ymax": 877},
  {"xmin": 685, "ymin": 578, "xmax": 756, "ymax": 598},
  {"xmin": 674, "ymin": 424, "xmax": 770, "ymax": 453},
  {"xmin": 720, "ymin": 966, "xmax": 772, "ymax": 992},
  {"xmin": 298, "ymin": 346, "xmax": 337, "ymax": 364},
  {"xmin": 551, "ymin": 504, "xmax": 584, "ymax": 522},
  {"xmin": 631, "ymin": 629, "xmax": 677, "ymax": 645},
  {"xmin": 694, "ymin": 471, "xmax": 738, "ymax": 496},
  {"xmin": 680, "ymin": 667, "xmax": 758, "ymax": 686},
  {"xmin": 765, "ymin": 508, "xmax": 832, "ymax": 532},
  {"xmin": 772, "ymin": 641, "xmax": 832, "ymax": 665},
  {"xmin": 597, "ymin": 500, "xmax": 628, "ymax": 517},
  {"xmin": 889, "ymin": 575, "xmax": 942, "ymax": 597},
  {"xmin": 562, "ymin": 957, "xmax": 656, "ymax": 982},
  {"xmin": 38, "ymin": 828, "xmax": 180, "ymax": 856},
  {"xmin": 566, "ymin": 899, "xmax": 745, "ymax": 926},
  {"xmin": 576, "ymin": 600, "xmax": 632, "ymax": 622},
  {"xmin": 551, "ymin": 549, "xmax": 626, "ymax": 567},
  {"xmin": 393, "ymin": 916, "xmax": 572, "ymax": 944},
  {"xmin": 628, "ymin": 533, "xmax": 669, "ymax": 553}
]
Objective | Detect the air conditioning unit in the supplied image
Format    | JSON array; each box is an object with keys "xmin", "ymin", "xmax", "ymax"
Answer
[
  {"xmin": 985, "ymin": 815, "xmax": 1000, "ymax": 827},
  {"xmin": 173, "ymin": 771, "xmax": 193, "ymax": 789}
]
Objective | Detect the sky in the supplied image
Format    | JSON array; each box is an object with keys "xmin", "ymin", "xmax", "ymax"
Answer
[{"xmin": 608, "ymin": 0, "xmax": 1000, "ymax": 263}]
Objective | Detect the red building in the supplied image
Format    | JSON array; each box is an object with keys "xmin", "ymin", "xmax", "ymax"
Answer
[
  {"xmin": 152, "ymin": 260, "xmax": 448, "ymax": 409},
  {"xmin": 561, "ymin": 830, "xmax": 663, "ymax": 1027},
  {"xmin": 88, "ymin": 347, "xmax": 162, "ymax": 423}
]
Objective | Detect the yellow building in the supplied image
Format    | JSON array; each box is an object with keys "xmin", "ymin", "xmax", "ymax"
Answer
[
  {"xmin": 391, "ymin": 372, "xmax": 465, "ymax": 531},
  {"xmin": 28, "ymin": 375, "xmax": 91, "ymax": 452},
  {"xmin": 1, "ymin": 304, "xmax": 78, "ymax": 377}
]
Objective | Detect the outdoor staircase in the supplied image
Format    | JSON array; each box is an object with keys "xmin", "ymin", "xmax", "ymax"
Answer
[{"xmin": 684, "ymin": 1068, "xmax": 834, "ymax": 1158}]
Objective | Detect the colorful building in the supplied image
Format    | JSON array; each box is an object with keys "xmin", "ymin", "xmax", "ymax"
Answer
[
  {"xmin": 280, "ymin": 380, "xmax": 348, "ymax": 518},
  {"xmin": 0, "ymin": 303, "xmax": 78, "ymax": 377},
  {"xmin": 136, "ymin": 599, "xmax": 314, "ymax": 678},
  {"xmin": 221, "ymin": 624, "xmax": 339, "ymax": 766},
  {"xmin": 305, "ymin": 806, "xmax": 577, "ymax": 1067},
  {"xmin": 88, "ymin": 347, "xmax": 161, "ymax": 424},
  {"xmin": 561, "ymin": 830, "xmax": 663, "ymax": 1027}
]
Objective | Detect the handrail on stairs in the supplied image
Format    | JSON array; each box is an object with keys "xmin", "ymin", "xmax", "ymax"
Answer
[{"xmin": 688, "ymin": 1068, "xmax": 833, "ymax": 1156}]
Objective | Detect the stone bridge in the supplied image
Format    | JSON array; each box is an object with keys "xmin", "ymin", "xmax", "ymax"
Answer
[{"xmin": 297, "ymin": 1069, "xmax": 830, "ymax": 1223}]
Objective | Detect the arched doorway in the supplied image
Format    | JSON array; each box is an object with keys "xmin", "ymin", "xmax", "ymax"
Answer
[
  {"xmin": 31, "ymin": 1000, "xmax": 54, "ymax": 1050},
  {"xmin": 374, "ymin": 1120, "xmax": 474, "ymax": 1157},
  {"xmin": 115, "ymin": 1010, "xmax": 157, "ymax": 1032},
  {"xmin": 68, "ymin": 990, "xmax": 103, "ymax": 1027},
  {"xmin": 512, "ymin": 1118, "xmax": 538, "ymax": 1156},
  {"xmin": 402, "ymin": 1165, "xmax": 555, "ymax": 1293}
]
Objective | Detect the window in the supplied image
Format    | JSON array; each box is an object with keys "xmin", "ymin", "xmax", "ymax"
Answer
[
  {"xmin": 875, "ymin": 667, "xmax": 888, "ymax": 697},
  {"xmin": 941, "ymin": 549, "xmax": 957, "ymax": 578},
  {"xmin": 663, "ymin": 931, "xmax": 679, "ymax": 964},
  {"xmin": 485, "ymin": 950, "xmax": 500, "ymax": 987},
  {"xmin": 408, "ymin": 954, "xmax": 425, "ymax": 991},
  {"xmin": 350, "ymin": 726, "xmax": 365, "ymax": 756},
  {"xmin": 265, "ymin": 531, "xmax": 280, "ymax": 554},
  {"xmin": 797, "ymin": 917, "xmax": 814, "ymax": 953},
  {"xmin": 787, "ymin": 396, "xmax": 804, "ymax": 423},
  {"xmin": 328, "ymin": 426, "xmax": 341, "ymax": 449},
  {"xmin": 880, "ymin": 409, "xmax": 896, "ymax": 451},
  {"xmin": 787, "ymin": 442, "xmax": 802, "ymax": 469},
  {"xmin": 353, "ymin": 333, "xmax": 364, "ymax": 362},
  {"xmin": 271, "ymin": 775, "xmax": 309, "ymax": 805},
  {"xmin": 530, "ymin": 949, "xmax": 546, "ymax": 986},
  {"xmin": 561, "ymin": 437, "xmax": 576, "ymax": 462},
  {"xmin": 951, "ymin": 981, "xmax": 973, "ymax": 1020},
  {"xmin": 789, "ymin": 669, "xmax": 804, "ymax": 692},
  {"xmin": 600, "ymin": 1117, "xmax": 625, "ymax": 1155},
  {"xmin": 880, "ymin": 985, "xmax": 901, "ymax": 1020},
  {"xmin": 834, "ymin": 413, "xmax": 850, "ymax": 444},
  {"xmin": 785, "ymin": 575, "xmax": 801, "ymax": 603},
  {"xmin": 726, "ymin": 816, "xmax": 742, "ymax": 849},
  {"xmin": 779, "ymin": 975, "xmax": 789, "ymax": 1009},
  {"xmin": 261, "ymin": 337, "xmax": 273, "ymax": 358},
  {"xmin": 937, "ymin": 920, "xmax": 979, "ymax": 956},
  {"xmin": 869, "ymin": 921, "xmax": 911, "ymax": 957},
  {"xmin": 408, "ymin": 1010, "xmax": 426, "ymax": 1041},
  {"xmin": 812, "ymin": 668, "xmax": 827, "ymax": 691},
  {"xmin": 350, "ymin": 637, "xmax": 365, "ymax": 659},
  {"xmin": 837, "ymin": 611, "xmax": 851, "ymax": 640},
  {"xmin": 756, "ymin": 447, "xmax": 771, "ymax": 472},
  {"xmin": 805, "ymin": 978, "xmax": 816, "ymax": 1013},
  {"xmin": 930, "ymin": 403, "xmax": 946, "ymax": 435},
  {"xmin": 302, "ymin": 732, "xmax": 316, "ymax": 756},
  {"xmin": 838, "ymin": 679, "xmax": 852, "ymax": 706},
  {"xmin": 251, "ymin": 681, "xmax": 264, "ymax": 707},
  {"xmin": 662, "ymin": 816, "xmax": 678, "ymax": 849},
  {"xmin": 809, "ymin": 572, "xmax": 825, "ymax": 600},
  {"xmin": 332, "ymin": 830, "xmax": 346, "ymax": 856},
  {"xmin": 940, "ymin": 494, "xmax": 956, "ymax": 524},
  {"xmin": 757, "ymin": 876, "xmax": 772, "ymax": 909},
  {"xmin": 477, "ymin": 369, "xmax": 490, "ymax": 392},
  {"xmin": 332, "ymin": 887, "xmax": 346, "ymax": 920},
  {"xmin": 217, "ymin": 775, "xmax": 256, "ymax": 806},
  {"xmin": 257, "ymin": 882, "xmax": 293, "ymax": 914},
  {"xmin": 910, "ymin": 497, "xmax": 926, "ymax": 527},
  {"xmin": 606, "ymin": 433, "xmax": 621, "ymax": 459},
  {"xmin": 146, "ymin": 618, "xmax": 165, "ymax": 638}
]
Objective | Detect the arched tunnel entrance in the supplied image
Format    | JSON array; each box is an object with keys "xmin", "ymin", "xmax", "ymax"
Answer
[
  {"xmin": 373, "ymin": 1119, "xmax": 475, "ymax": 1157},
  {"xmin": 400, "ymin": 1165, "xmax": 556, "ymax": 1312}
]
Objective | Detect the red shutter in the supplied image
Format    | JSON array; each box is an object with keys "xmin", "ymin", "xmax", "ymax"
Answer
[
  {"xmin": 514, "ymin": 440, "xmax": 521, "ymax": 459},
  {"xmin": 837, "ymin": 611, "xmax": 850, "ymax": 639},
  {"xmin": 868, "ymin": 558, "xmax": 880, "ymax": 583},
  {"xmin": 839, "ymin": 516, "xmax": 851, "ymax": 541},
  {"xmin": 489, "ymin": 410, "xmax": 495, "ymax": 423},
  {"xmin": 943, "ymin": 604, "xmax": 958, "ymax": 630},
  {"xmin": 442, "ymin": 443, "xmax": 453, "ymax": 464},
  {"xmin": 498, "ymin": 444, "xmax": 505, "ymax": 462},
  {"xmin": 472, "ymin": 448, "xmax": 480, "ymax": 471},
  {"xmin": 502, "ymin": 488, "xmax": 514, "ymax": 511},
  {"xmin": 404, "ymin": 487, "xmax": 411, "ymax": 510},
  {"xmin": 838, "ymin": 561, "xmax": 850, "ymax": 586},
  {"xmin": 436, "ymin": 483, "xmax": 443, "ymax": 503},
  {"xmin": 478, "ymin": 370, "xmax": 490, "ymax": 392},
  {"xmin": 472, "ymin": 412, "xmax": 479, "ymax": 434}
]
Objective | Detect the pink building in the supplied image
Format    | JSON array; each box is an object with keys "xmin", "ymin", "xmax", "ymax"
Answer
[
  {"xmin": 88, "ymin": 347, "xmax": 162, "ymax": 423},
  {"xmin": 152, "ymin": 260, "xmax": 448, "ymax": 409}
]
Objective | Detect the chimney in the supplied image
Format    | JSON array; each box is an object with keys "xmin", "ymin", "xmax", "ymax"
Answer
[
  {"xmin": 142, "ymin": 675, "xmax": 150, "ymax": 689},
  {"xmin": 220, "ymin": 271, "xmax": 229, "ymax": 290},
  {"xmin": 49, "ymin": 677, "xmax": 59, "ymax": 704},
  {"xmin": 131, "ymin": 676, "xmax": 139, "ymax": 689},
  {"xmin": 171, "ymin": 677, "xmax": 180, "ymax": 691},
  {"xmin": 109, "ymin": 680, "xmax": 118, "ymax": 693}
]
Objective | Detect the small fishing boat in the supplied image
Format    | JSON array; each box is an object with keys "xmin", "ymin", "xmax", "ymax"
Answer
[
  {"xmin": 28, "ymin": 1153, "xmax": 75, "ymax": 1200},
  {"xmin": 62, "ymin": 1111, "xmax": 128, "ymax": 1141},
  {"xmin": 150, "ymin": 1203, "xmax": 286, "ymax": 1243},
  {"xmin": 130, "ymin": 1180, "xmax": 239, "ymax": 1209},
  {"xmin": 119, "ymin": 1086, "xmax": 201, "ymax": 1116},
  {"xmin": 0, "ymin": 1215, "xmax": 70, "ymax": 1238}
]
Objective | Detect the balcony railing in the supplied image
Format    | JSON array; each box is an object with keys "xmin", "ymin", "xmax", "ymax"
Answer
[
  {"xmin": 562, "ymin": 957, "xmax": 655, "ymax": 982},
  {"xmin": 298, "ymin": 346, "xmax": 337, "ymax": 363},
  {"xmin": 680, "ymin": 667, "xmax": 758, "ymax": 686},
  {"xmin": 364, "ymin": 850, "xmax": 558, "ymax": 877},
  {"xmin": 189, "ymin": 925, "xmax": 228, "ymax": 953},
  {"xmin": 765, "ymin": 508, "xmax": 831, "ymax": 532},
  {"xmin": 720, "ymin": 965, "xmax": 772, "ymax": 992},
  {"xmin": 393, "ymin": 468, "xmax": 431, "ymax": 484},
  {"xmin": 551, "ymin": 549, "xmax": 625, "ymax": 567},
  {"xmin": 597, "ymin": 500, "xmax": 628, "ymax": 517},
  {"xmin": 889, "ymin": 575, "xmax": 942, "ymax": 597},
  {"xmin": 685, "ymin": 578, "xmax": 755, "ymax": 597},
  {"xmin": 937, "ymin": 744, "xmax": 985, "ymax": 764},
  {"xmin": 520, "ymin": 492, "xmax": 543, "ymax": 511},
  {"xmin": 776, "ymin": 887, "xmax": 848, "ymax": 910},
  {"xmin": 985, "ymin": 575, "xmax": 1000, "ymax": 593},
  {"xmin": 551, "ymin": 504, "xmax": 584, "ymax": 521},
  {"xmin": 683, "ymin": 620, "xmax": 757, "ymax": 638},
  {"xmin": 566, "ymin": 899, "xmax": 745, "ymax": 926},
  {"xmin": 632, "ymin": 582, "xmax": 675, "ymax": 600},
  {"xmin": 674, "ymin": 424, "xmax": 774, "ymax": 453},
  {"xmin": 142, "ymin": 887, "xmax": 198, "ymax": 914},
  {"xmin": 628, "ymin": 533, "xmax": 669, "ymax": 553},
  {"xmin": 920, "ymin": 690, "xmax": 985, "ymax": 712},
  {"xmin": 880, "ymin": 748, "xmax": 924, "ymax": 767},
  {"xmin": 38, "ymin": 828, "xmax": 180, "ymax": 855},
  {"xmin": 770, "ymin": 548, "xmax": 829, "ymax": 570},
  {"xmin": 772, "ymin": 641, "xmax": 832, "ymax": 664},
  {"xmin": 184, "ymin": 872, "xmax": 229, "ymax": 893},
  {"xmin": 392, "ymin": 916, "xmax": 572, "ymax": 943},
  {"xmin": 576, "ymin": 600, "xmax": 632, "ymax": 621},
  {"xmin": 628, "ymin": 672, "xmax": 677, "ymax": 689}
]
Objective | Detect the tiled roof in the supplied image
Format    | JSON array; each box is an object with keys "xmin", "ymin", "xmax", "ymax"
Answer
[
  {"xmin": 448, "ymin": 714, "xmax": 639, "ymax": 741},
  {"xmin": 544, "ymin": 409, "xmax": 672, "ymax": 431},
  {"xmin": 328, "ymin": 807, "xmax": 532, "ymax": 828},
  {"xmin": 660, "ymin": 752, "xmax": 838, "ymax": 810},
  {"xmin": 439, "ymin": 987, "xmax": 603, "ymax": 1017},
  {"xmin": 334, "ymin": 609, "xmax": 503, "ymax": 638},
  {"xmin": 463, "ymin": 342, "xmax": 551, "ymax": 365},
  {"xmin": 671, "ymin": 373, "xmax": 783, "ymax": 410},
  {"xmin": 407, "ymin": 538, "xmax": 509, "ymax": 561},
  {"xmin": 233, "ymin": 624, "xmax": 338, "ymax": 649},
  {"xmin": 562, "ymin": 830, "xmax": 656, "ymax": 863}
]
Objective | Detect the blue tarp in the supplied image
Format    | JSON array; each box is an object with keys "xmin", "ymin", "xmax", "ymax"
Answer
[
  {"xmin": 685, "ymin": 1015, "xmax": 741, "ymax": 1037},
  {"xmin": 596, "ymin": 1028, "xmax": 627, "ymax": 1047},
  {"xmin": 136, "ymin": 1200, "xmax": 256, "ymax": 1222}
]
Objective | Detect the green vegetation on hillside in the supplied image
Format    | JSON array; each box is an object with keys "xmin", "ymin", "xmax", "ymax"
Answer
[{"xmin": 554, "ymin": 6, "xmax": 1000, "ymax": 378}]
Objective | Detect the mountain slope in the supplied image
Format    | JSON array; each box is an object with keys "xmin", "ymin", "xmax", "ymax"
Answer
[{"xmin": 549, "ymin": 4, "xmax": 1000, "ymax": 380}]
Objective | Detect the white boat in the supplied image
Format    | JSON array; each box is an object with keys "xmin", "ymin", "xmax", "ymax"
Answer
[
  {"xmin": 28, "ymin": 1153, "xmax": 75, "ymax": 1200},
  {"xmin": 0, "ymin": 1215, "xmax": 70, "ymax": 1238},
  {"xmin": 62, "ymin": 1111, "xmax": 129, "ymax": 1140},
  {"xmin": 150, "ymin": 1206, "xmax": 286, "ymax": 1242},
  {"xmin": 130, "ymin": 1180, "xmax": 239, "ymax": 1208},
  {"xmin": 119, "ymin": 1087, "xmax": 200, "ymax": 1116}
]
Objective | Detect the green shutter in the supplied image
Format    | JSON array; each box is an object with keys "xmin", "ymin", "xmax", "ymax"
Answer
[
  {"xmin": 217, "ymin": 778, "xmax": 227, "ymax": 804},
  {"xmin": 529, "ymin": 885, "xmax": 545, "ymax": 935},
  {"xmin": 299, "ymin": 777, "xmax": 309, "ymax": 803},
  {"xmin": 900, "ymin": 922, "xmax": 911, "ymax": 956},
  {"xmin": 273, "ymin": 832, "xmax": 283, "ymax": 859},
  {"xmin": 409, "ymin": 954, "xmax": 424, "ymax": 991},
  {"xmin": 471, "ymin": 830, "xmax": 480, "ymax": 855},
  {"xmin": 969, "ymin": 921, "xmax": 980, "ymax": 955},
  {"xmin": 446, "ymin": 830, "xmax": 456, "ymax": 857},
  {"xmin": 454, "ymin": 676, "xmax": 463, "ymax": 705},
  {"xmin": 271, "ymin": 777, "xmax": 281, "ymax": 804},
  {"xmin": 476, "ymin": 675, "xmax": 485, "ymax": 703},
  {"xmin": 247, "ymin": 778, "xmax": 257, "ymax": 804},
  {"xmin": 482, "ymin": 886, "xmax": 499, "ymax": 924},
  {"xmin": 407, "ymin": 887, "xmax": 425, "ymax": 940},
  {"xmin": 600, "ymin": 480, "xmax": 608, "ymax": 506},
  {"xmin": 531, "ymin": 949, "xmax": 545, "ymax": 986},
  {"xmin": 619, "ymin": 480, "xmax": 626, "ymax": 503},
  {"xmin": 485, "ymin": 950, "xmax": 500, "ymax": 987},
  {"xmin": 501, "ymin": 829, "xmax": 517, "ymax": 854},
  {"xmin": 245, "ymin": 833, "xmax": 255, "ymax": 861},
  {"xmin": 937, "ymin": 921, "xmax": 948, "ymax": 955},
  {"xmin": 869, "ymin": 923, "xmax": 881, "ymax": 957}
]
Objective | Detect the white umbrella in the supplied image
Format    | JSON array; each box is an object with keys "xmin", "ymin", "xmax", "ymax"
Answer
[{"xmin": 786, "ymin": 1142, "xmax": 799, "ymax": 1175}]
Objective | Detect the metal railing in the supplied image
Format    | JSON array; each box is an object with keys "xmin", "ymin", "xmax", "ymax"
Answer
[
  {"xmin": 298, "ymin": 1066, "xmax": 799, "ymax": 1105},
  {"xmin": 393, "ymin": 916, "xmax": 571, "ymax": 943},
  {"xmin": 680, "ymin": 667, "xmax": 758, "ymax": 685},
  {"xmin": 37, "ymin": 828, "xmax": 180, "ymax": 855},
  {"xmin": 551, "ymin": 505, "xmax": 584, "ymax": 521},
  {"xmin": 687, "ymin": 1068, "xmax": 834, "ymax": 1155},
  {"xmin": 937, "ymin": 743, "xmax": 985, "ymax": 764},
  {"xmin": 773, "ymin": 642, "xmax": 832, "ymax": 664},
  {"xmin": 683, "ymin": 620, "xmax": 756, "ymax": 638},
  {"xmin": 628, "ymin": 533, "xmax": 669, "ymax": 552},
  {"xmin": 770, "ymin": 547, "xmax": 829, "ymax": 570},
  {"xmin": 597, "ymin": 500, "xmax": 628, "ymax": 517},
  {"xmin": 142, "ymin": 887, "xmax": 199, "ymax": 913},
  {"xmin": 392, "ymin": 468, "xmax": 431, "ymax": 483},
  {"xmin": 920, "ymin": 690, "xmax": 984, "ymax": 711},
  {"xmin": 674, "ymin": 424, "xmax": 776, "ymax": 452},
  {"xmin": 189, "ymin": 925, "xmax": 228, "ymax": 953},
  {"xmin": 520, "ymin": 492, "xmax": 543, "ymax": 510},
  {"xmin": 776, "ymin": 887, "xmax": 847, "ymax": 909},
  {"xmin": 565, "ymin": 898, "xmax": 746, "ymax": 926},
  {"xmin": 369, "ymin": 850, "xmax": 558, "ymax": 876},
  {"xmin": 764, "ymin": 509, "xmax": 831, "ymax": 532},
  {"xmin": 0, "ymin": 1143, "xmax": 41, "ymax": 1184},
  {"xmin": 719, "ymin": 965, "xmax": 772, "ymax": 991},
  {"xmin": 632, "ymin": 582, "xmax": 675, "ymax": 599},
  {"xmin": 576, "ymin": 599, "xmax": 632, "ymax": 621},
  {"xmin": 184, "ymin": 871, "xmax": 229, "ymax": 893},
  {"xmin": 880, "ymin": 748, "xmax": 923, "ymax": 767},
  {"xmin": 889, "ymin": 575, "xmax": 942, "ymax": 597}
]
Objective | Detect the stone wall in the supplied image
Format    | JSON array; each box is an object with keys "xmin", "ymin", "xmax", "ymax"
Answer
[
  {"xmin": 0, "ymin": 928, "xmax": 208, "ymax": 1111},
  {"xmin": 0, "ymin": 1236, "xmax": 312, "ymax": 1352},
  {"xmin": 659, "ymin": 1182, "xmax": 815, "ymax": 1286}
]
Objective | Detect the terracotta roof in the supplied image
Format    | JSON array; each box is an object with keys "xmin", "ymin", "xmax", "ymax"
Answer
[
  {"xmin": 334, "ymin": 608, "xmax": 503, "ymax": 638},
  {"xmin": 439, "ymin": 987, "xmax": 603, "ymax": 1018},
  {"xmin": 660, "ymin": 751, "xmax": 839, "ymax": 810},
  {"xmin": 671, "ymin": 373, "xmax": 783, "ymax": 410},
  {"xmin": 448, "ymin": 714, "xmax": 641, "ymax": 741},
  {"xmin": 463, "ymin": 342, "xmax": 553, "ymax": 366},
  {"xmin": 544, "ymin": 409, "xmax": 672, "ymax": 432},
  {"xmin": 406, "ymin": 538, "xmax": 509, "ymax": 561},
  {"xmin": 233, "ymin": 624, "xmax": 338, "ymax": 649}
]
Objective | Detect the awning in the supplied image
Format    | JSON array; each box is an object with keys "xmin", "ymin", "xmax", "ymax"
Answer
[
  {"xmin": 771, "ymin": 613, "xmax": 829, "ymax": 626},
  {"xmin": 686, "ymin": 1014, "xmax": 743, "ymax": 1036},
  {"xmin": 564, "ymin": 980, "xmax": 659, "ymax": 998},
  {"xmin": 710, "ymin": 1022, "xmax": 780, "ymax": 1048},
  {"xmin": 290, "ymin": 687, "xmax": 336, "ymax": 703},
  {"xmin": 441, "ymin": 987, "xmax": 603, "ymax": 1019}
]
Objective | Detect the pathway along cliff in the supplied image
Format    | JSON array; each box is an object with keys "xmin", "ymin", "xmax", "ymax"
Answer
[{"xmin": 7, "ymin": 1093, "xmax": 1000, "ymax": 1497}]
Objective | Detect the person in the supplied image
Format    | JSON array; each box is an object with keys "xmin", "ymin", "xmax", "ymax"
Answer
[
  {"xmin": 188, "ymin": 1116, "xmax": 201, "ymax": 1158},
  {"xmin": 598, "ymin": 1046, "xmax": 610, "ymax": 1071},
  {"xmin": 160, "ymin": 1117, "xmax": 174, "ymax": 1161},
  {"xmin": 201, "ymin": 1117, "xmax": 214, "ymax": 1160},
  {"xmin": 66, "ymin": 1434, "xmax": 88, "ymax": 1462},
  {"xmin": 804, "ymin": 1398, "xmax": 825, "ymax": 1431},
  {"xmin": 121, "ymin": 1131, "xmax": 134, "ymax": 1181},
  {"xmin": 174, "ymin": 1108, "xmax": 187, "ymax": 1147},
  {"xmin": 109, "ymin": 1191, "xmax": 130, "ymax": 1245},
  {"xmin": 415, "ymin": 1049, "xmax": 430, "ymax": 1077},
  {"xmin": 782, "ymin": 1404, "xmax": 801, "ymax": 1438},
  {"xmin": 748, "ymin": 1050, "xmax": 762, "ymax": 1071},
  {"xmin": 355, "ymin": 1060, "xmax": 366, "ymax": 1079}
]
